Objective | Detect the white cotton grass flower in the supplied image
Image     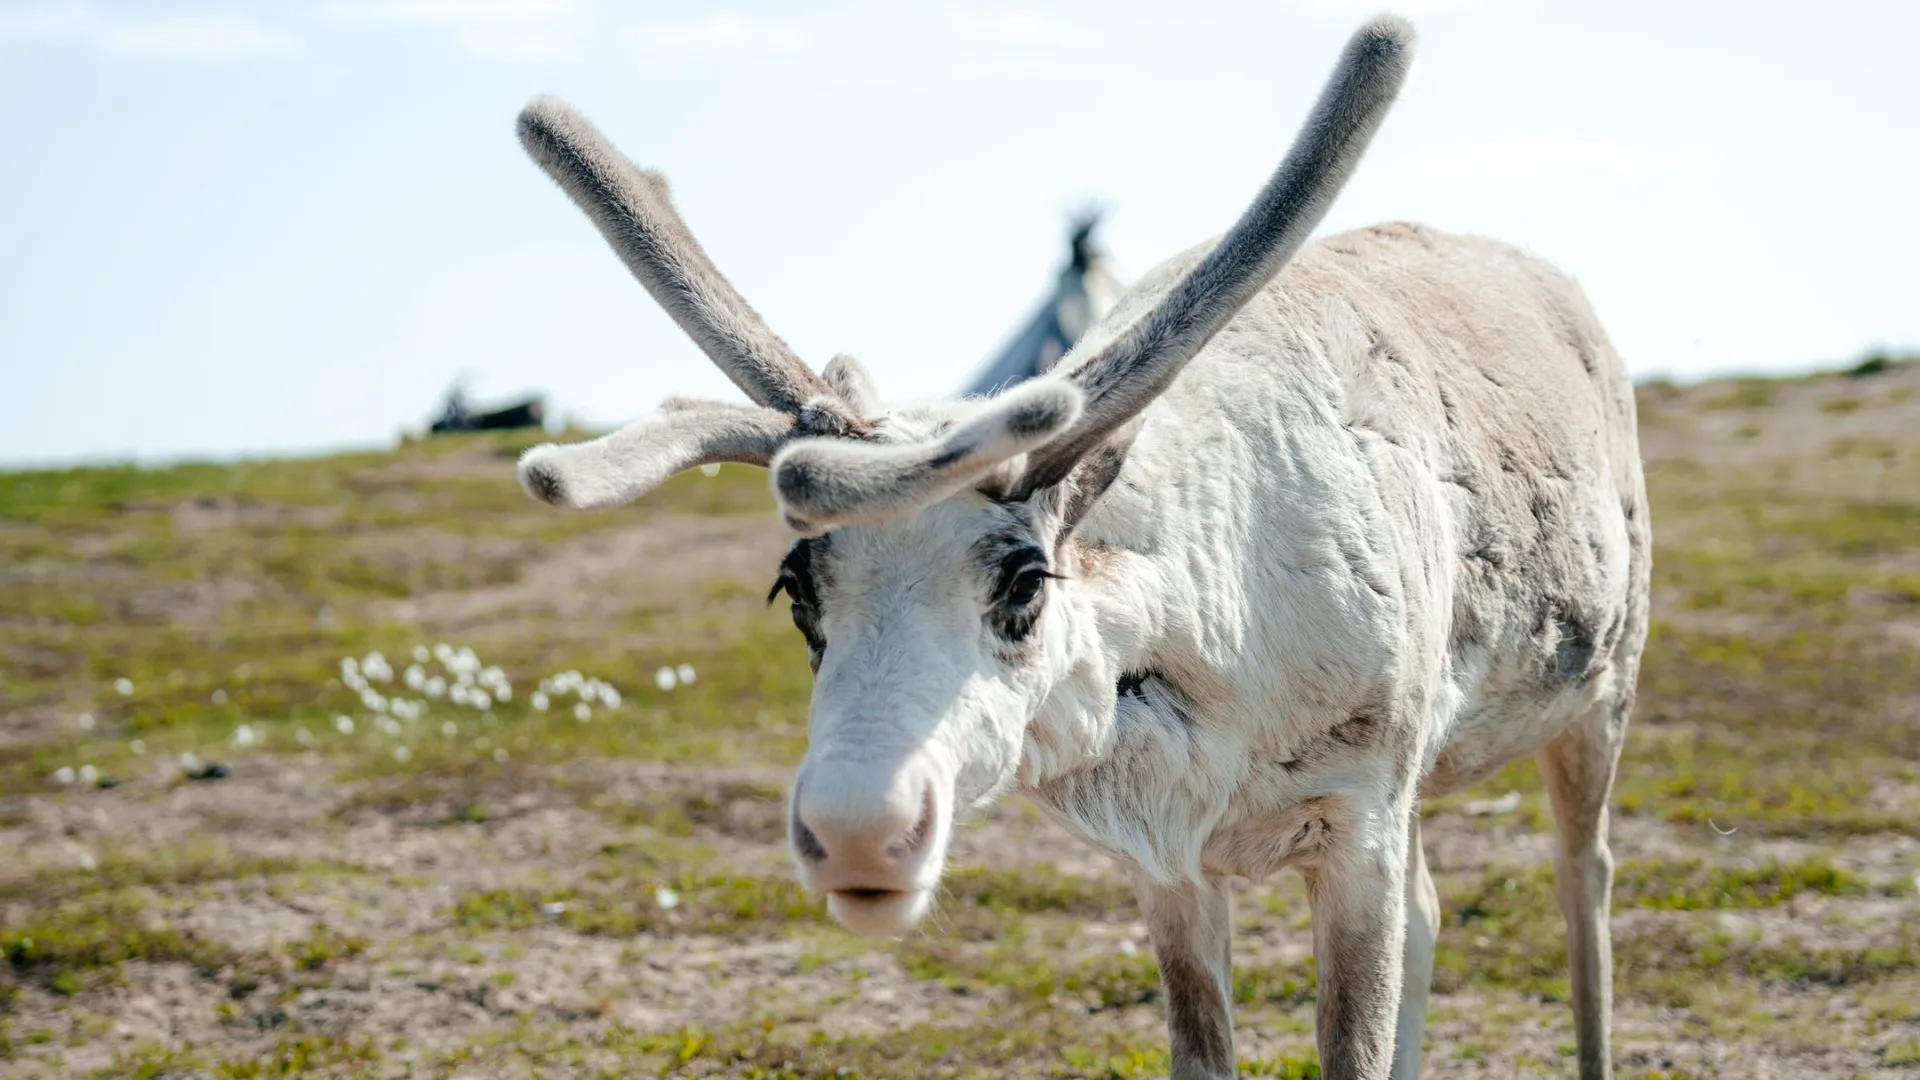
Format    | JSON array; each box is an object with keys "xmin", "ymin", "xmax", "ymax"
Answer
[
  {"xmin": 231, "ymin": 724, "xmax": 258, "ymax": 748},
  {"xmin": 654, "ymin": 886, "xmax": 680, "ymax": 910},
  {"xmin": 211, "ymin": 689, "xmax": 228, "ymax": 705},
  {"xmin": 600, "ymin": 686, "xmax": 621, "ymax": 708},
  {"xmin": 295, "ymin": 728, "xmax": 313, "ymax": 748},
  {"xmin": 334, "ymin": 715, "xmax": 355, "ymax": 735},
  {"xmin": 676, "ymin": 663, "xmax": 696, "ymax": 685},
  {"xmin": 79, "ymin": 764, "xmax": 99, "ymax": 784},
  {"xmin": 362, "ymin": 652, "xmax": 393, "ymax": 682},
  {"xmin": 130, "ymin": 739, "xmax": 146, "ymax": 756},
  {"xmin": 179, "ymin": 752, "xmax": 199, "ymax": 771},
  {"xmin": 413, "ymin": 644, "xmax": 430, "ymax": 663},
  {"xmin": 76, "ymin": 850, "xmax": 97, "ymax": 871},
  {"xmin": 574, "ymin": 702, "xmax": 591, "ymax": 722},
  {"xmin": 393, "ymin": 745, "xmax": 412, "ymax": 763},
  {"xmin": 54, "ymin": 765, "xmax": 75, "ymax": 784},
  {"xmin": 441, "ymin": 721, "xmax": 458, "ymax": 738},
  {"xmin": 76, "ymin": 713, "xmax": 94, "ymax": 731},
  {"xmin": 492, "ymin": 748, "xmax": 508, "ymax": 763},
  {"xmin": 433, "ymin": 643, "xmax": 453, "ymax": 663},
  {"xmin": 449, "ymin": 684, "xmax": 470, "ymax": 706},
  {"xmin": 471, "ymin": 690, "xmax": 492, "ymax": 710},
  {"xmin": 379, "ymin": 717, "xmax": 402, "ymax": 736},
  {"xmin": 654, "ymin": 667, "xmax": 677, "ymax": 692},
  {"xmin": 360, "ymin": 689, "xmax": 387, "ymax": 712},
  {"xmin": 114, "ymin": 678, "xmax": 134, "ymax": 696},
  {"xmin": 530, "ymin": 691, "xmax": 549, "ymax": 712},
  {"xmin": 424, "ymin": 676, "xmax": 446, "ymax": 699},
  {"xmin": 404, "ymin": 664, "xmax": 426, "ymax": 691}
]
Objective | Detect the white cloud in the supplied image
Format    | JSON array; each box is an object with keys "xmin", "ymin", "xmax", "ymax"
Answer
[
  {"xmin": 0, "ymin": 5, "xmax": 293, "ymax": 60},
  {"xmin": 1408, "ymin": 135, "xmax": 1649, "ymax": 182},
  {"xmin": 634, "ymin": 15, "xmax": 807, "ymax": 55},
  {"xmin": 934, "ymin": 9, "xmax": 1099, "ymax": 49},
  {"xmin": 318, "ymin": 0, "xmax": 578, "ymax": 25},
  {"xmin": 319, "ymin": 0, "xmax": 578, "ymax": 59},
  {"xmin": 1282, "ymin": 0, "xmax": 1527, "ymax": 15}
]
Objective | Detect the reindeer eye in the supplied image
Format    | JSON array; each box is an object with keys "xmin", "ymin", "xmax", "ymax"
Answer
[
  {"xmin": 789, "ymin": 600, "xmax": 825, "ymax": 654},
  {"xmin": 984, "ymin": 544, "xmax": 1053, "ymax": 643},
  {"xmin": 1005, "ymin": 567, "xmax": 1047, "ymax": 607}
]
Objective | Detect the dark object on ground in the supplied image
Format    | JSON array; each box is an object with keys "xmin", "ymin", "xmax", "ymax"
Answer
[
  {"xmin": 1845, "ymin": 352, "xmax": 1907, "ymax": 379},
  {"xmin": 960, "ymin": 214, "xmax": 1126, "ymax": 398},
  {"xmin": 430, "ymin": 387, "xmax": 547, "ymax": 434},
  {"xmin": 189, "ymin": 762, "xmax": 231, "ymax": 781}
]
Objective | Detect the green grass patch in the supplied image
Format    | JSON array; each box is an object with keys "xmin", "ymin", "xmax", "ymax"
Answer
[
  {"xmin": 1697, "ymin": 380, "xmax": 1775, "ymax": 410},
  {"xmin": 452, "ymin": 870, "xmax": 824, "ymax": 940},
  {"xmin": 0, "ymin": 838, "xmax": 341, "ymax": 907},
  {"xmin": 1433, "ymin": 859, "xmax": 1917, "ymax": 1003},
  {"xmin": 2, "ymin": 895, "xmax": 234, "ymax": 997}
]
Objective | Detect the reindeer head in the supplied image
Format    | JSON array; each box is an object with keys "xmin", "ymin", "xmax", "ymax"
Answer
[{"xmin": 515, "ymin": 16, "xmax": 1413, "ymax": 936}]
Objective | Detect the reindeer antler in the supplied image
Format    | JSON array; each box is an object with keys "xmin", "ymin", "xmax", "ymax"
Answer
[
  {"xmin": 516, "ymin": 14, "xmax": 1414, "ymax": 530},
  {"xmin": 514, "ymin": 99, "xmax": 869, "ymax": 510},
  {"xmin": 1016, "ymin": 14, "xmax": 1415, "ymax": 492},
  {"xmin": 518, "ymin": 99, "xmax": 831, "ymax": 413}
]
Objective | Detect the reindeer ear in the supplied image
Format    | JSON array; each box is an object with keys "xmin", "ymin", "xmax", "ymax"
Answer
[
  {"xmin": 1050, "ymin": 417, "xmax": 1140, "ymax": 533},
  {"xmin": 822, "ymin": 354, "xmax": 882, "ymax": 417}
]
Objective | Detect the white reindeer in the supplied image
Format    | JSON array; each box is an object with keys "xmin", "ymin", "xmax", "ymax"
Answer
[{"xmin": 514, "ymin": 15, "xmax": 1648, "ymax": 1080}]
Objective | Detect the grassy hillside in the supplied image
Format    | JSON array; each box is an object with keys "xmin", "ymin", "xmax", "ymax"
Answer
[{"xmin": 2, "ymin": 361, "xmax": 1919, "ymax": 1078}]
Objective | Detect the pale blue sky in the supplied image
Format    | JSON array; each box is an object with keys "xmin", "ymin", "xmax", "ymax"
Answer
[{"xmin": 2, "ymin": 0, "xmax": 1915, "ymax": 467}]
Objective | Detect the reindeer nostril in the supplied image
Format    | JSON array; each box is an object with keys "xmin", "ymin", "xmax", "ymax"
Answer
[
  {"xmin": 792, "ymin": 811, "xmax": 828, "ymax": 863},
  {"xmin": 889, "ymin": 785, "xmax": 937, "ymax": 857}
]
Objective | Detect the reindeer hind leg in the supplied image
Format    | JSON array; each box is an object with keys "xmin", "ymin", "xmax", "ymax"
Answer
[{"xmin": 1538, "ymin": 695, "xmax": 1631, "ymax": 1080}]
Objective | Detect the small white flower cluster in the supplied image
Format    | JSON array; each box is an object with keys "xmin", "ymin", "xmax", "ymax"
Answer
[
  {"xmin": 654, "ymin": 663, "xmax": 698, "ymax": 692},
  {"xmin": 400, "ymin": 643, "xmax": 511, "ymax": 712},
  {"xmin": 52, "ymin": 645, "xmax": 703, "ymax": 793},
  {"xmin": 52, "ymin": 764, "xmax": 100, "ymax": 785},
  {"xmin": 339, "ymin": 651, "xmax": 430, "ymax": 721},
  {"xmin": 530, "ymin": 669, "xmax": 622, "ymax": 722}
]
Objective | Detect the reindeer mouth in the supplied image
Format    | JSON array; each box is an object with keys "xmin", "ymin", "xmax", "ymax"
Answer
[{"xmin": 826, "ymin": 887, "xmax": 932, "ymax": 937}]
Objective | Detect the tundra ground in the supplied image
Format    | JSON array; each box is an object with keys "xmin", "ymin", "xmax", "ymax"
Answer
[{"xmin": 4, "ymin": 360, "xmax": 1919, "ymax": 1078}]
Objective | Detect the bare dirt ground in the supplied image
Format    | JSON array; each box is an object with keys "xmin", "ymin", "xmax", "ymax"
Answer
[{"xmin": 3, "ymin": 360, "xmax": 1919, "ymax": 1078}]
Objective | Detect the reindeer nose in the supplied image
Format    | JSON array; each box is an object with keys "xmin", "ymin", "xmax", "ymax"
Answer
[
  {"xmin": 792, "ymin": 772, "xmax": 937, "ymax": 869},
  {"xmin": 789, "ymin": 757, "xmax": 951, "ymax": 936}
]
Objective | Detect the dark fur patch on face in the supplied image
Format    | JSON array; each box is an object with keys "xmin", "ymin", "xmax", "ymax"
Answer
[
  {"xmin": 768, "ymin": 536, "xmax": 830, "ymax": 670},
  {"xmin": 967, "ymin": 513, "xmax": 1057, "ymax": 645}
]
